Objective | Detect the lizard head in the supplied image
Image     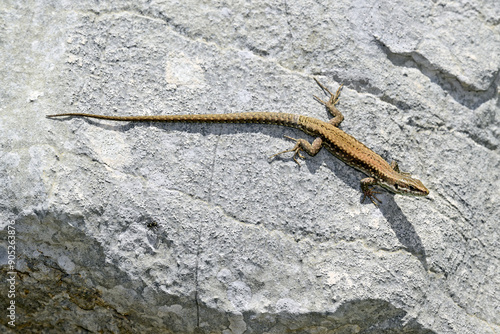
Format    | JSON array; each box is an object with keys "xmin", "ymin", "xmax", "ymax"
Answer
[{"xmin": 380, "ymin": 174, "xmax": 429, "ymax": 197}]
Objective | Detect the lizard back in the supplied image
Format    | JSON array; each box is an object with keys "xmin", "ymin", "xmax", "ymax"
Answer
[{"xmin": 297, "ymin": 115, "xmax": 394, "ymax": 179}]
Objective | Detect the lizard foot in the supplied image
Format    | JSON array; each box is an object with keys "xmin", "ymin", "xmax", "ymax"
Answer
[
  {"xmin": 361, "ymin": 187, "xmax": 382, "ymax": 206},
  {"xmin": 269, "ymin": 136, "xmax": 306, "ymax": 165},
  {"xmin": 313, "ymin": 78, "xmax": 343, "ymax": 107}
]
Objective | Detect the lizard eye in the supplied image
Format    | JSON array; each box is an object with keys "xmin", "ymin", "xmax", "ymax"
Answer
[{"xmin": 394, "ymin": 184, "xmax": 399, "ymax": 190}]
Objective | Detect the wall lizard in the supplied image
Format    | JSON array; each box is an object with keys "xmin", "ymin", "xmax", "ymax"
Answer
[{"xmin": 47, "ymin": 78, "xmax": 429, "ymax": 205}]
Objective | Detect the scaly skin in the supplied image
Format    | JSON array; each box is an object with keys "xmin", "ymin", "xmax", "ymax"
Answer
[{"xmin": 47, "ymin": 79, "xmax": 429, "ymax": 204}]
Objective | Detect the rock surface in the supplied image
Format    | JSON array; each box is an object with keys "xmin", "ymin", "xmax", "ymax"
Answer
[{"xmin": 1, "ymin": 0, "xmax": 499, "ymax": 333}]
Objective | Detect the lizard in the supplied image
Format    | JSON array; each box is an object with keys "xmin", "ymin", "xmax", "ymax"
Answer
[{"xmin": 47, "ymin": 78, "xmax": 429, "ymax": 205}]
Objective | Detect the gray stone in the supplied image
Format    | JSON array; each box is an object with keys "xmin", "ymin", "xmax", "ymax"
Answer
[{"xmin": 1, "ymin": 0, "xmax": 499, "ymax": 333}]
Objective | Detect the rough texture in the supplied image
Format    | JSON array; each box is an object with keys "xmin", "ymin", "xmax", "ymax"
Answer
[{"xmin": 1, "ymin": 0, "xmax": 499, "ymax": 333}]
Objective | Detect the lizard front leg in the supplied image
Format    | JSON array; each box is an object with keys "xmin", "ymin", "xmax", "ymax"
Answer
[{"xmin": 270, "ymin": 136, "xmax": 323, "ymax": 165}]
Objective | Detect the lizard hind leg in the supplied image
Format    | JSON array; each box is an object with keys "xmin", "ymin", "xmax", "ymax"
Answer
[
  {"xmin": 269, "ymin": 136, "xmax": 323, "ymax": 165},
  {"xmin": 313, "ymin": 78, "xmax": 344, "ymax": 126}
]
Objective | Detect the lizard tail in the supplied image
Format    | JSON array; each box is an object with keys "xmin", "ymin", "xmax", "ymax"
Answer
[{"xmin": 46, "ymin": 112, "xmax": 302, "ymax": 127}]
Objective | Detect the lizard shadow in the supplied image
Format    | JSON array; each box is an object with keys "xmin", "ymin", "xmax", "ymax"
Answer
[
  {"xmin": 376, "ymin": 196, "xmax": 429, "ymax": 270},
  {"xmin": 310, "ymin": 147, "xmax": 429, "ymax": 270},
  {"xmin": 55, "ymin": 116, "xmax": 428, "ymax": 269}
]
